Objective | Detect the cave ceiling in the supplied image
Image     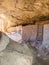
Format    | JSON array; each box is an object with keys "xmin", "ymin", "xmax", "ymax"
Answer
[{"xmin": 0, "ymin": 0, "xmax": 49, "ymax": 25}]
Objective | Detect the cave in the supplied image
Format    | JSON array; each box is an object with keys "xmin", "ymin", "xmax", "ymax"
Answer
[{"xmin": 0, "ymin": 0, "xmax": 49, "ymax": 65}]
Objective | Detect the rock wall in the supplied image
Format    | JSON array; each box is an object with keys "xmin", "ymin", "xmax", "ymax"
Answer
[{"xmin": 0, "ymin": 0, "xmax": 49, "ymax": 26}]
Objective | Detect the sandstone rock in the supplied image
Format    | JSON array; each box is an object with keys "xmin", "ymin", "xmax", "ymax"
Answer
[{"xmin": 0, "ymin": 0, "xmax": 49, "ymax": 26}]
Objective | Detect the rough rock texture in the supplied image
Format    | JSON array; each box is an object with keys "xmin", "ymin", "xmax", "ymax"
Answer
[
  {"xmin": 0, "ymin": 0, "xmax": 49, "ymax": 27},
  {"xmin": 0, "ymin": 0, "xmax": 49, "ymax": 65},
  {"xmin": 0, "ymin": 33, "xmax": 36, "ymax": 65},
  {"xmin": 22, "ymin": 25, "xmax": 37, "ymax": 43},
  {"xmin": 36, "ymin": 24, "xmax": 49, "ymax": 60},
  {"xmin": 0, "ymin": 33, "xmax": 49, "ymax": 65},
  {"xmin": 0, "ymin": 51, "xmax": 33, "ymax": 65},
  {"xmin": 0, "ymin": 32, "xmax": 9, "ymax": 52}
]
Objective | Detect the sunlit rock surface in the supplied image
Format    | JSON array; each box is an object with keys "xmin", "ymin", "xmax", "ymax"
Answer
[{"xmin": 0, "ymin": 0, "xmax": 49, "ymax": 26}]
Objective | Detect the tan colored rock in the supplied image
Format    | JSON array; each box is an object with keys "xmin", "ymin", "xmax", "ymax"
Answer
[{"xmin": 0, "ymin": 0, "xmax": 49, "ymax": 27}]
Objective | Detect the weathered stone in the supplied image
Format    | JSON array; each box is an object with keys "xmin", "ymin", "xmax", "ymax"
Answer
[
  {"xmin": 22, "ymin": 25, "xmax": 37, "ymax": 43},
  {"xmin": 37, "ymin": 24, "xmax": 49, "ymax": 60},
  {"xmin": 0, "ymin": 33, "xmax": 9, "ymax": 52},
  {"xmin": 0, "ymin": 35, "xmax": 34, "ymax": 65},
  {"xmin": 0, "ymin": 51, "xmax": 33, "ymax": 65},
  {"xmin": 0, "ymin": 0, "xmax": 49, "ymax": 27},
  {"xmin": 42, "ymin": 24, "xmax": 49, "ymax": 49}
]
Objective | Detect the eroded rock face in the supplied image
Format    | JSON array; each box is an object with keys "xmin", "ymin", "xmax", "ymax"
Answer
[
  {"xmin": 37, "ymin": 24, "xmax": 49, "ymax": 60},
  {"xmin": 0, "ymin": 0, "xmax": 49, "ymax": 26},
  {"xmin": 21, "ymin": 24, "xmax": 49, "ymax": 61}
]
